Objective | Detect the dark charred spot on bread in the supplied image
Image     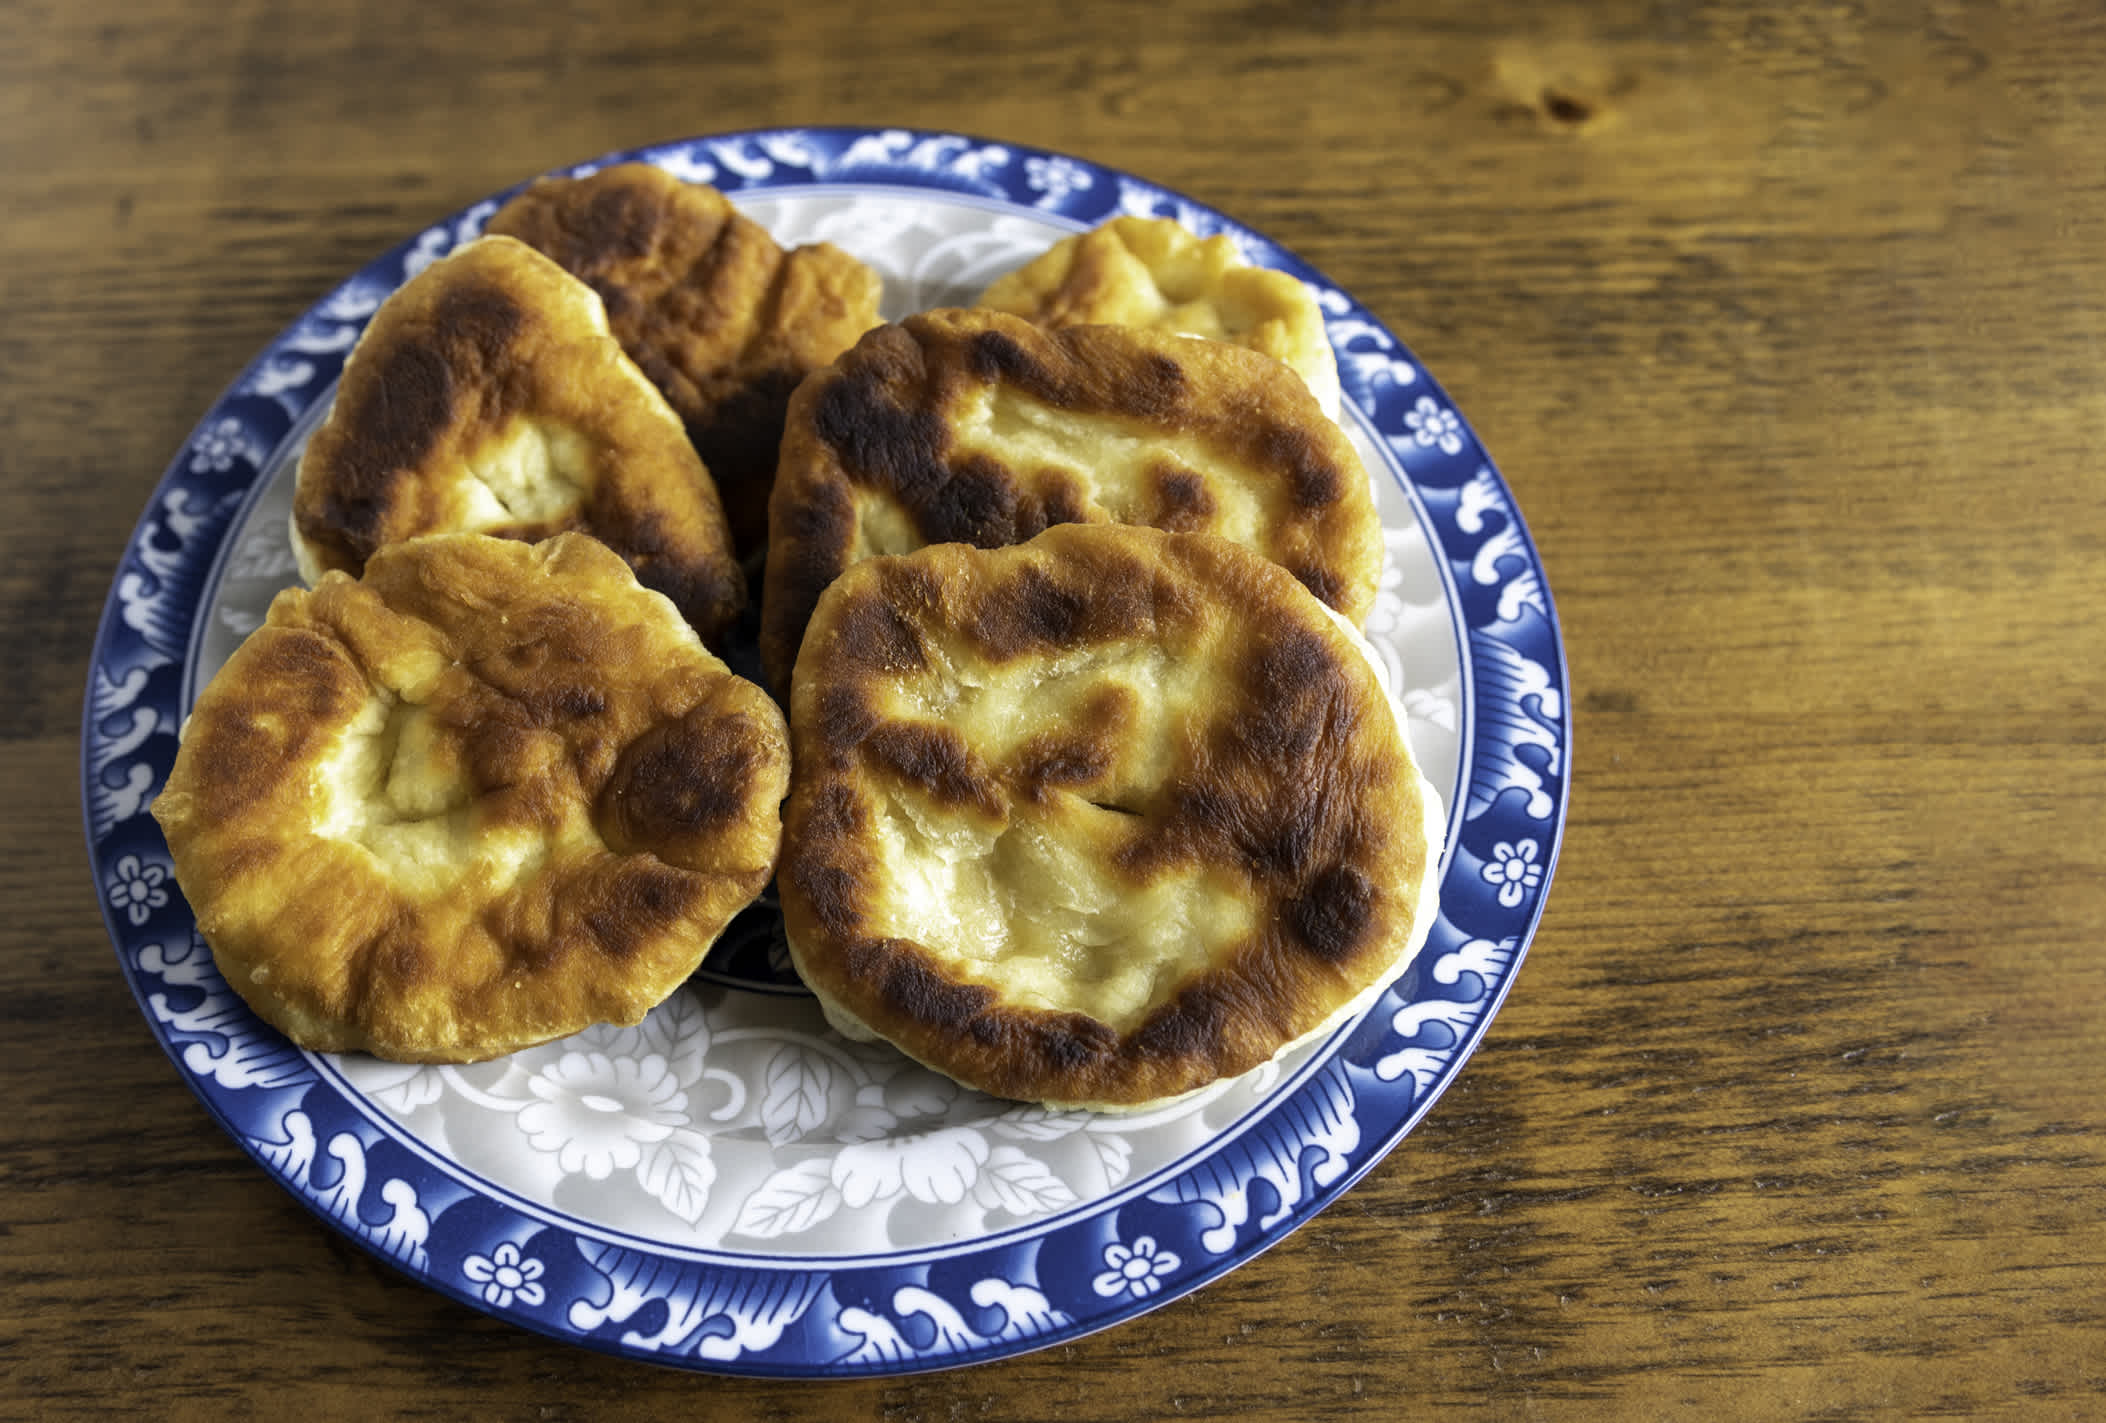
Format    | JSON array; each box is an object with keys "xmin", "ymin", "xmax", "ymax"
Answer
[
  {"xmin": 879, "ymin": 558, "xmax": 948, "ymax": 617},
  {"xmin": 1231, "ymin": 623, "xmax": 1368, "ymax": 772},
  {"xmin": 802, "ymin": 780, "xmax": 867, "ymax": 843},
  {"xmin": 920, "ymin": 454, "xmax": 1019, "ymax": 546},
  {"xmin": 1037, "ymin": 471, "xmax": 1092, "ymax": 529},
  {"xmin": 575, "ymin": 178, "xmax": 669, "ymax": 265},
  {"xmin": 1011, "ymin": 682, "xmax": 1135, "ymax": 800},
  {"xmin": 777, "ymin": 472, "xmax": 856, "ymax": 551},
  {"xmin": 812, "ymin": 364, "xmax": 953, "ymax": 506},
  {"xmin": 1250, "ymin": 625, "xmax": 1348, "ymax": 720},
  {"xmin": 830, "ymin": 590, "xmax": 929, "ymax": 676},
  {"xmin": 1289, "ymin": 562, "xmax": 1343, "ymax": 611},
  {"xmin": 599, "ymin": 712, "xmax": 763, "ymax": 855},
  {"xmin": 1125, "ymin": 352, "xmax": 1190, "ymax": 418},
  {"xmin": 436, "ymin": 278, "xmax": 532, "ymax": 371},
  {"xmin": 862, "ymin": 942, "xmax": 998, "ymax": 1035},
  {"xmin": 1286, "ymin": 863, "xmax": 1377, "ymax": 963},
  {"xmin": 967, "ymin": 564, "xmax": 1090, "ymax": 659},
  {"xmin": 1011, "ymin": 1013, "xmax": 1120, "ymax": 1079},
  {"xmin": 1014, "ymin": 737, "xmax": 1113, "ymax": 798},
  {"xmin": 1253, "ymin": 424, "xmax": 1342, "ymax": 510},
  {"xmin": 1252, "ymin": 795, "xmax": 1328, "ymax": 879},
  {"xmin": 1131, "ymin": 981, "xmax": 1233, "ymax": 1062},
  {"xmin": 965, "ymin": 327, "xmax": 1053, "ymax": 391},
  {"xmin": 587, "ymin": 504, "xmax": 745, "ymax": 639},
  {"xmin": 863, "ymin": 722, "xmax": 1003, "ymax": 818},
  {"xmin": 527, "ymin": 682, "xmax": 609, "ymax": 726},
  {"xmin": 812, "ymin": 682, "xmax": 882, "ymax": 755},
  {"xmin": 794, "ymin": 863, "xmax": 863, "ymax": 940},
  {"xmin": 582, "ymin": 861, "xmax": 701, "ymax": 961},
  {"xmin": 306, "ymin": 339, "xmax": 456, "ymax": 566},
  {"xmin": 1151, "ymin": 460, "xmax": 1217, "ymax": 531}
]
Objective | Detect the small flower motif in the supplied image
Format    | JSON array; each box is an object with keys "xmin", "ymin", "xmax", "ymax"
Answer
[
  {"xmin": 187, "ymin": 417, "xmax": 248, "ymax": 474},
  {"xmin": 1404, "ymin": 396, "xmax": 1464, "ymax": 455},
  {"xmin": 1024, "ymin": 154, "xmax": 1092, "ymax": 206},
  {"xmin": 461, "ymin": 1241, "xmax": 545, "ymax": 1309},
  {"xmin": 1091, "ymin": 1234, "xmax": 1181, "ymax": 1299},
  {"xmin": 1482, "ymin": 839, "xmax": 1543, "ymax": 907},
  {"xmin": 518, "ymin": 1051, "xmax": 687, "ymax": 1179},
  {"xmin": 106, "ymin": 854, "xmax": 169, "ymax": 927}
]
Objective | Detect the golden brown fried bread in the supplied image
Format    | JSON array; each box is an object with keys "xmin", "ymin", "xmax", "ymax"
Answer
[
  {"xmin": 486, "ymin": 163, "xmax": 883, "ymax": 558},
  {"xmin": 291, "ymin": 235, "xmax": 745, "ymax": 647},
  {"xmin": 778, "ymin": 525, "xmax": 1443, "ymax": 1109},
  {"xmin": 979, "ymin": 216, "xmax": 1342, "ymax": 418},
  {"xmin": 759, "ymin": 307, "xmax": 1381, "ymax": 692},
  {"xmin": 152, "ymin": 532, "xmax": 791, "ymax": 1064}
]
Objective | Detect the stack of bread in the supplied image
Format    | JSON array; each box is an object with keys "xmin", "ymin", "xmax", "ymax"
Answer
[{"xmin": 153, "ymin": 165, "xmax": 1442, "ymax": 1111}]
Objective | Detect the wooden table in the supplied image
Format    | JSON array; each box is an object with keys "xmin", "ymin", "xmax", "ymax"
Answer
[{"xmin": 8, "ymin": 1, "xmax": 2103, "ymax": 1416}]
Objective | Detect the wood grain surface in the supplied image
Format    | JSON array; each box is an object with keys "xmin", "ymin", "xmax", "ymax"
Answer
[{"xmin": 6, "ymin": 0, "xmax": 2105, "ymax": 1417}]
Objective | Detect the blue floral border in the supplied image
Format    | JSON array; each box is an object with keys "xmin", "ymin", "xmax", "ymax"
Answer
[{"xmin": 80, "ymin": 127, "xmax": 1568, "ymax": 1376}]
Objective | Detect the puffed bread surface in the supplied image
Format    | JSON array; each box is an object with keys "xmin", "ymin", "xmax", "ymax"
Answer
[
  {"xmin": 777, "ymin": 524, "xmax": 1442, "ymax": 1109},
  {"xmin": 152, "ymin": 532, "xmax": 790, "ymax": 1063}
]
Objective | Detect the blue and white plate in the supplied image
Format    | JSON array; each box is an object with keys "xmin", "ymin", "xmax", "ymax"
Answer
[{"xmin": 81, "ymin": 127, "xmax": 1567, "ymax": 1376}]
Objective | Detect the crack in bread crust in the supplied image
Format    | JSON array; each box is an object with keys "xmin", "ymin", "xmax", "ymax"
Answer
[
  {"xmin": 759, "ymin": 307, "xmax": 1382, "ymax": 694},
  {"xmin": 291, "ymin": 235, "xmax": 746, "ymax": 647},
  {"xmin": 487, "ymin": 163, "xmax": 883, "ymax": 560},
  {"xmin": 777, "ymin": 524, "xmax": 1439, "ymax": 1108},
  {"xmin": 152, "ymin": 532, "xmax": 790, "ymax": 1063}
]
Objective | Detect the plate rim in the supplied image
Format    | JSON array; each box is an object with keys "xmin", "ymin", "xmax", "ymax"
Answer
[{"xmin": 79, "ymin": 123, "xmax": 1569, "ymax": 1376}]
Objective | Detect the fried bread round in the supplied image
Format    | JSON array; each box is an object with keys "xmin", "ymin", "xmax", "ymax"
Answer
[
  {"xmin": 759, "ymin": 306, "xmax": 1382, "ymax": 693},
  {"xmin": 979, "ymin": 216, "xmax": 1342, "ymax": 419},
  {"xmin": 291, "ymin": 235, "xmax": 745, "ymax": 647},
  {"xmin": 151, "ymin": 532, "xmax": 791, "ymax": 1063},
  {"xmin": 778, "ymin": 524, "xmax": 1443, "ymax": 1109},
  {"xmin": 486, "ymin": 163, "xmax": 884, "ymax": 559}
]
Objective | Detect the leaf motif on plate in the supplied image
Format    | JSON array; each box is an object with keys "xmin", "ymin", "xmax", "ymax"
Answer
[
  {"xmin": 759, "ymin": 1044, "xmax": 834, "ymax": 1146},
  {"xmin": 991, "ymin": 1105, "xmax": 1089, "ymax": 1142},
  {"xmin": 1091, "ymin": 1132, "xmax": 1134, "ymax": 1188},
  {"xmin": 645, "ymin": 988, "xmax": 711, "ymax": 1084},
  {"xmin": 971, "ymin": 1145, "xmax": 1080, "ymax": 1216},
  {"xmin": 637, "ymin": 1126, "xmax": 716, "ymax": 1226},
  {"xmin": 733, "ymin": 1157, "xmax": 841, "ymax": 1239}
]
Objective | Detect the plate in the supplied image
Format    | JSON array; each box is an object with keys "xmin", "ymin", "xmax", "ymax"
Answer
[{"xmin": 81, "ymin": 127, "xmax": 1567, "ymax": 1376}]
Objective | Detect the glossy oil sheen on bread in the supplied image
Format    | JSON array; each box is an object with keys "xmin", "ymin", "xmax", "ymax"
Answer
[{"xmin": 776, "ymin": 524, "xmax": 1443, "ymax": 1109}]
